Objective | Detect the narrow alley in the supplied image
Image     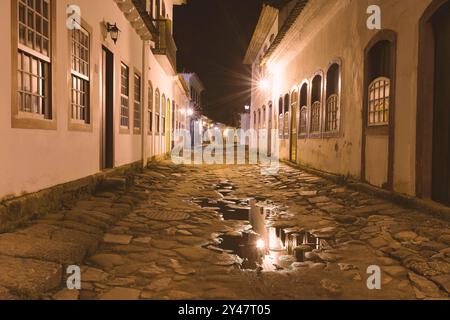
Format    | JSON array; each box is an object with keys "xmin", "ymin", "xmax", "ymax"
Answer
[{"xmin": 1, "ymin": 160, "xmax": 449, "ymax": 300}]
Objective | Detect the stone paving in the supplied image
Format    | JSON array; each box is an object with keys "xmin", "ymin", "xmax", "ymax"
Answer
[{"xmin": 0, "ymin": 161, "xmax": 450, "ymax": 300}]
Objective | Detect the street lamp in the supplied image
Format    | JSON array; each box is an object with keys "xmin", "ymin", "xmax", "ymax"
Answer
[
  {"xmin": 187, "ymin": 109, "xmax": 194, "ymax": 116},
  {"xmin": 105, "ymin": 22, "xmax": 120, "ymax": 44},
  {"xmin": 259, "ymin": 78, "xmax": 269, "ymax": 90}
]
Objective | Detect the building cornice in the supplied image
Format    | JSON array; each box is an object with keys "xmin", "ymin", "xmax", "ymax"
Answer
[
  {"xmin": 262, "ymin": 0, "xmax": 310, "ymax": 64},
  {"xmin": 243, "ymin": 5, "xmax": 278, "ymax": 65}
]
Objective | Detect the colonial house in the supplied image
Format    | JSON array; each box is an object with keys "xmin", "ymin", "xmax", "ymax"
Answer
[
  {"xmin": 245, "ymin": 0, "xmax": 450, "ymax": 206},
  {"xmin": 0, "ymin": 0, "xmax": 189, "ymax": 204}
]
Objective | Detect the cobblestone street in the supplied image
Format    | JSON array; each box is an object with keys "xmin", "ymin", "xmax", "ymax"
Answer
[{"xmin": 0, "ymin": 161, "xmax": 449, "ymax": 300}]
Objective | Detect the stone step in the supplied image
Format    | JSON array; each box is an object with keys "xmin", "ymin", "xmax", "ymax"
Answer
[
  {"xmin": 0, "ymin": 233, "xmax": 86, "ymax": 265},
  {"xmin": 0, "ymin": 255, "xmax": 62, "ymax": 298}
]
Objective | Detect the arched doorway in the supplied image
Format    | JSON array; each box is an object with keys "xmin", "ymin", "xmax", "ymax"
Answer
[
  {"xmin": 416, "ymin": 0, "xmax": 450, "ymax": 204},
  {"xmin": 166, "ymin": 99, "xmax": 171, "ymax": 152},
  {"xmin": 361, "ymin": 30, "xmax": 397, "ymax": 190}
]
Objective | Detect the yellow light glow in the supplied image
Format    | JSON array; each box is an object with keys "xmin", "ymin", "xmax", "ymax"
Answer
[
  {"xmin": 259, "ymin": 79, "xmax": 269, "ymax": 90},
  {"xmin": 256, "ymin": 239, "xmax": 265, "ymax": 250}
]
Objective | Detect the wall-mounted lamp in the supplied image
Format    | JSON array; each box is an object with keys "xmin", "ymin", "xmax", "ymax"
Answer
[
  {"xmin": 187, "ymin": 109, "xmax": 194, "ymax": 116},
  {"xmin": 105, "ymin": 22, "xmax": 120, "ymax": 44}
]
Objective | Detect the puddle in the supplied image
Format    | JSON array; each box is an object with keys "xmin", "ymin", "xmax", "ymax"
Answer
[{"xmin": 195, "ymin": 181, "xmax": 333, "ymax": 271}]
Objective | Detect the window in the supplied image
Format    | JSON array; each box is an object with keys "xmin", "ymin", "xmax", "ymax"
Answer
[
  {"xmin": 299, "ymin": 82, "xmax": 308, "ymax": 135},
  {"xmin": 161, "ymin": 94, "xmax": 166, "ymax": 134},
  {"xmin": 278, "ymin": 97, "xmax": 283, "ymax": 138},
  {"xmin": 368, "ymin": 77, "xmax": 390, "ymax": 126},
  {"xmin": 257, "ymin": 109, "xmax": 261, "ymax": 128},
  {"xmin": 17, "ymin": 0, "xmax": 52, "ymax": 119},
  {"xmin": 133, "ymin": 73, "xmax": 141, "ymax": 131},
  {"xmin": 367, "ymin": 41, "xmax": 392, "ymax": 126},
  {"xmin": 70, "ymin": 26, "xmax": 90, "ymax": 124},
  {"xmin": 155, "ymin": 88, "xmax": 160, "ymax": 133},
  {"xmin": 262, "ymin": 106, "xmax": 266, "ymax": 128},
  {"xmin": 254, "ymin": 111, "xmax": 257, "ymax": 127},
  {"xmin": 148, "ymin": 82, "xmax": 153, "ymax": 133},
  {"xmin": 284, "ymin": 94, "xmax": 290, "ymax": 138},
  {"xmin": 290, "ymin": 90, "xmax": 298, "ymax": 139},
  {"xmin": 310, "ymin": 74, "xmax": 322, "ymax": 133},
  {"xmin": 325, "ymin": 63, "xmax": 340, "ymax": 132},
  {"xmin": 120, "ymin": 63, "xmax": 130, "ymax": 128}
]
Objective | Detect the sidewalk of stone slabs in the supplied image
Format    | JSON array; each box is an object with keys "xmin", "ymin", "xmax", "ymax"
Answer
[{"xmin": 0, "ymin": 160, "xmax": 449, "ymax": 299}]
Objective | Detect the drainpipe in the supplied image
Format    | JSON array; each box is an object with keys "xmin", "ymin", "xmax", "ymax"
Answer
[{"xmin": 141, "ymin": 39, "xmax": 148, "ymax": 168}]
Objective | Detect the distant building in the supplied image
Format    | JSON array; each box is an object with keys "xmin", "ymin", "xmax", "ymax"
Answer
[{"xmin": 180, "ymin": 73, "xmax": 206, "ymax": 141}]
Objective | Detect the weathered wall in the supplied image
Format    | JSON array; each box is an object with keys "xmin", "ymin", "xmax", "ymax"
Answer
[{"xmin": 264, "ymin": 0, "xmax": 433, "ymax": 196}]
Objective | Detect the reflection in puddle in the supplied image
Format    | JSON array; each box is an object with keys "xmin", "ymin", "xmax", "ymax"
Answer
[{"xmin": 196, "ymin": 181, "xmax": 332, "ymax": 271}]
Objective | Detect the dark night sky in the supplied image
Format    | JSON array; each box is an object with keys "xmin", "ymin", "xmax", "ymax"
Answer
[{"xmin": 174, "ymin": 0, "xmax": 265, "ymax": 126}]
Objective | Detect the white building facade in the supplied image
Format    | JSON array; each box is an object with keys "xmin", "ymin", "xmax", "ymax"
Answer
[{"xmin": 0, "ymin": 0, "xmax": 189, "ymax": 200}]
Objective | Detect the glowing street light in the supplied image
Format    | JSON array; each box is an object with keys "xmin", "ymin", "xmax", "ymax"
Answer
[
  {"xmin": 256, "ymin": 239, "xmax": 266, "ymax": 250},
  {"xmin": 187, "ymin": 109, "xmax": 194, "ymax": 116},
  {"xmin": 259, "ymin": 78, "xmax": 269, "ymax": 90}
]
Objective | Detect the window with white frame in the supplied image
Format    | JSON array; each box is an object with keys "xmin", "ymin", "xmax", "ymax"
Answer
[
  {"xmin": 284, "ymin": 94, "xmax": 290, "ymax": 138},
  {"xmin": 148, "ymin": 82, "xmax": 153, "ymax": 133},
  {"xmin": 367, "ymin": 40, "xmax": 392, "ymax": 127},
  {"xmin": 17, "ymin": 0, "xmax": 52, "ymax": 119},
  {"xmin": 299, "ymin": 83, "xmax": 308, "ymax": 135},
  {"xmin": 134, "ymin": 73, "xmax": 141, "ymax": 131},
  {"xmin": 325, "ymin": 63, "xmax": 340, "ymax": 132},
  {"xmin": 161, "ymin": 94, "xmax": 166, "ymax": 134},
  {"xmin": 70, "ymin": 26, "xmax": 90, "ymax": 123},
  {"xmin": 155, "ymin": 88, "xmax": 160, "ymax": 133},
  {"xmin": 310, "ymin": 75, "xmax": 322, "ymax": 133},
  {"xmin": 368, "ymin": 77, "xmax": 390, "ymax": 126},
  {"xmin": 278, "ymin": 97, "xmax": 283, "ymax": 138},
  {"xmin": 120, "ymin": 63, "xmax": 130, "ymax": 128}
]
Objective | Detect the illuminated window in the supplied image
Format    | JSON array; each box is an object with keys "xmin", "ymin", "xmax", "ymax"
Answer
[
  {"xmin": 310, "ymin": 74, "xmax": 322, "ymax": 133},
  {"xmin": 368, "ymin": 77, "xmax": 390, "ymax": 126},
  {"xmin": 120, "ymin": 63, "xmax": 130, "ymax": 128},
  {"xmin": 367, "ymin": 40, "xmax": 392, "ymax": 127},
  {"xmin": 325, "ymin": 63, "xmax": 340, "ymax": 132},
  {"xmin": 17, "ymin": 0, "xmax": 52, "ymax": 119}
]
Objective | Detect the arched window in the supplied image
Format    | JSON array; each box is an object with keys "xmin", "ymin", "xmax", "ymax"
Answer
[
  {"xmin": 262, "ymin": 105, "xmax": 266, "ymax": 128},
  {"xmin": 278, "ymin": 97, "xmax": 283, "ymax": 138},
  {"xmin": 367, "ymin": 41, "xmax": 391, "ymax": 126},
  {"xmin": 299, "ymin": 82, "xmax": 308, "ymax": 136},
  {"xmin": 310, "ymin": 74, "xmax": 322, "ymax": 133},
  {"xmin": 284, "ymin": 94, "xmax": 290, "ymax": 138},
  {"xmin": 325, "ymin": 62, "xmax": 341, "ymax": 132},
  {"xmin": 161, "ymin": 94, "xmax": 166, "ymax": 134},
  {"xmin": 257, "ymin": 109, "xmax": 261, "ymax": 128},
  {"xmin": 148, "ymin": 81, "xmax": 153, "ymax": 133},
  {"xmin": 155, "ymin": 88, "xmax": 160, "ymax": 133},
  {"xmin": 253, "ymin": 111, "xmax": 257, "ymax": 127}
]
